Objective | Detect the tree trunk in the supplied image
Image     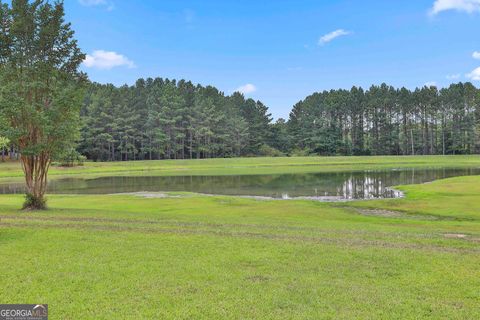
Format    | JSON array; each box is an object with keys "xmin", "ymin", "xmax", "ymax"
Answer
[
  {"xmin": 410, "ymin": 128, "xmax": 415, "ymax": 155},
  {"xmin": 20, "ymin": 152, "xmax": 51, "ymax": 210}
]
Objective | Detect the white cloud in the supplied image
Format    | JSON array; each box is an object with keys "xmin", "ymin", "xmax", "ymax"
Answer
[
  {"xmin": 473, "ymin": 51, "xmax": 480, "ymax": 59},
  {"xmin": 235, "ymin": 84, "xmax": 257, "ymax": 95},
  {"xmin": 466, "ymin": 67, "xmax": 480, "ymax": 80},
  {"xmin": 79, "ymin": 0, "xmax": 107, "ymax": 6},
  {"xmin": 424, "ymin": 81, "xmax": 437, "ymax": 87},
  {"xmin": 83, "ymin": 50, "xmax": 135, "ymax": 70},
  {"xmin": 430, "ymin": 0, "xmax": 480, "ymax": 15},
  {"xmin": 446, "ymin": 74, "xmax": 461, "ymax": 80},
  {"xmin": 318, "ymin": 29, "xmax": 352, "ymax": 45},
  {"xmin": 79, "ymin": 0, "xmax": 114, "ymax": 10}
]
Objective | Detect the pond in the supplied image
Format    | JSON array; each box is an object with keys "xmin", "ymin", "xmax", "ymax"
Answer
[{"xmin": 1, "ymin": 167, "xmax": 480, "ymax": 201}]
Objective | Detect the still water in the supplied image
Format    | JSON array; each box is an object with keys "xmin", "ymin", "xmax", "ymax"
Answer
[{"xmin": 1, "ymin": 168, "xmax": 479, "ymax": 201}]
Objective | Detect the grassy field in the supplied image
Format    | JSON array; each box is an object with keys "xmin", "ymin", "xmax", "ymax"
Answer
[
  {"xmin": 0, "ymin": 157, "xmax": 479, "ymax": 319},
  {"xmin": 2, "ymin": 155, "xmax": 480, "ymax": 181}
]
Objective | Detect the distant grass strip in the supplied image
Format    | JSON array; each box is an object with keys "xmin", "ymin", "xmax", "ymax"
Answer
[{"xmin": 2, "ymin": 155, "xmax": 480, "ymax": 182}]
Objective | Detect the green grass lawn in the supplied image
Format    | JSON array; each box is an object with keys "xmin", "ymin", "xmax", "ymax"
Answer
[
  {"xmin": 2, "ymin": 155, "xmax": 480, "ymax": 181},
  {"xmin": 0, "ymin": 156, "xmax": 480, "ymax": 319}
]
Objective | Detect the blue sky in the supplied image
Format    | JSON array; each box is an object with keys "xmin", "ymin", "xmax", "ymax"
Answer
[{"xmin": 67, "ymin": 0, "xmax": 480, "ymax": 119}]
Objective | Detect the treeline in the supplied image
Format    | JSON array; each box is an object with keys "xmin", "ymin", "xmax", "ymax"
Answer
[
  {"xmin": 80, "ymin": 78, "xmax": 273, "ymax": 161},
  {"xmin": 289, "ymin": 83, "xmax": 480, "ymax": 156},
  {"xmin": 77, "ymin": 80, "xmax": 480, "ymax": 161}
]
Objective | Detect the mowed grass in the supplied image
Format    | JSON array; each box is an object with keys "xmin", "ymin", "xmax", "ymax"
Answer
[
  {"xmin": 0, "ymin": 157, "xmax": 479, "ymax": 319},
  {"xmin": 2, "ymin": 155, "xmax": 480, "ymax": 181}
]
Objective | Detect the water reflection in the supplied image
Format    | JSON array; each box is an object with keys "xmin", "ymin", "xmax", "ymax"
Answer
[{"xmin": 1, "ymin": 168, "xmax": 479, "ymax": 201}]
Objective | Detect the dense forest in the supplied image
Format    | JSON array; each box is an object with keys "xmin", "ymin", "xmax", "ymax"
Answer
[
  {"xmin": 3, "ymin": 79, "xmax": 480, "ymax": 161},
  {"xmin": 79, "ymin": 78, "xmax": 273, "ymax": 161},
  {"xmin": 289, "ymin": 82, "xmax": 480, "ymax": 156}
]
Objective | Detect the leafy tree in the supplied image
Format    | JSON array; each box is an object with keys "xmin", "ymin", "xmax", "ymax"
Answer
[
  {"xmin": 0, "ymin": 0, "xmax": 85, "ymax": 209},
  {"xmin": 269, "ymin": 119, "xmax": 290, "ymax": 154}
]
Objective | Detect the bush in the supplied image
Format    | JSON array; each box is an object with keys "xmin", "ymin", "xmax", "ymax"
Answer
[
  {"xmin": 23, "ymin": 193, "xmax": 47, "ymax": 210},
  {"xmin": 258, "ymin": 144, "xmax": 285, "ymax": 157},
  {"xmin": 54, "ymin": 148, "xmax": 86, "ymax": 167},
  {"xmin": 290, "ymin": 148, "xmax": 312, "ymax": 157}
]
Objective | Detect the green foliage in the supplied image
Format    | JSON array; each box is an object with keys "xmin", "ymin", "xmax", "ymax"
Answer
[
  {"xmin": 0, "ymin": 136, "xmax": 9, "ymax": 149},
  {"xmin": 0, "ymin": 136, "xmax": 9, "ymax": 162},
  {"xmin": 22, "ymin": 193, "xmax": 47, "ymax": 210},
  {"xmin": 0, "ymin": 0, "xmax": 86, "ymax": 158},
  {"xmin": 76, "ymin": 78, "xmax": 480, "ymax": 161},
  {"xmin": 288, "ymin": 83, "xmax": 480, "ymax": 156},
  {"xmin": 0, "ymin": 0, "xmax": 85, "ymax": 207},
  {"xmin": 80, "ymin": 80, "xmax": 273, "ymax": 161},
  {"xmin": 54, "ymin": 148, "xmax": 86, "ymax": 167},
  {"xmin": 269, "ymin": 118, "xmax": 291, "ymax": 153},
  {"xmin": 257, "ymin": 144, "xmax": 284, "ymax": 157},
  {"xmin": 290, "ymin": 148, "xmax": 312, "ymax": 157}
]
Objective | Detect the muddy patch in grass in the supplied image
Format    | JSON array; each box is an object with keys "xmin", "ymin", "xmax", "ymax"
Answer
[
  {"xmin": 350, "ymin": 208, "xmax": 440, "ymax": 220},
  {"xmin": 112, "ymin": 192, "xmax": 183, "ymax": 199},
  {"xmin": 356, "ymin": 209, "xmax": 405, "ymax": 218},
  {"xmin": 442, "ymin": 233, "xmax": 480, "ymax": 243},
  {"xmin": 444, "ymin": 233, "xmax": 468, "ymax": 239}
]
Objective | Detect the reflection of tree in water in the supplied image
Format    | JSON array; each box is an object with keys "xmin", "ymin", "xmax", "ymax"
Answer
[{"xmin": 1, "ymin": 168, "xmax": 480, "ymax": 200}]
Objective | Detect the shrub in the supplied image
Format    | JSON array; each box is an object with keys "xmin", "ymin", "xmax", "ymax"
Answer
[
  {"xmin": 23, "ymin": 193, "xmax": 47, "ymax": 210},
  {"xmin": 258, "ymin": 144, "xmax": 285, "ymax": 157},
  {"xmin": 54, "ymin": 148, "xmax": 86, "ymax": 167},
  {"xmin": 290, "ymin": 148, "xmax": 312, "ymax": 157}
]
